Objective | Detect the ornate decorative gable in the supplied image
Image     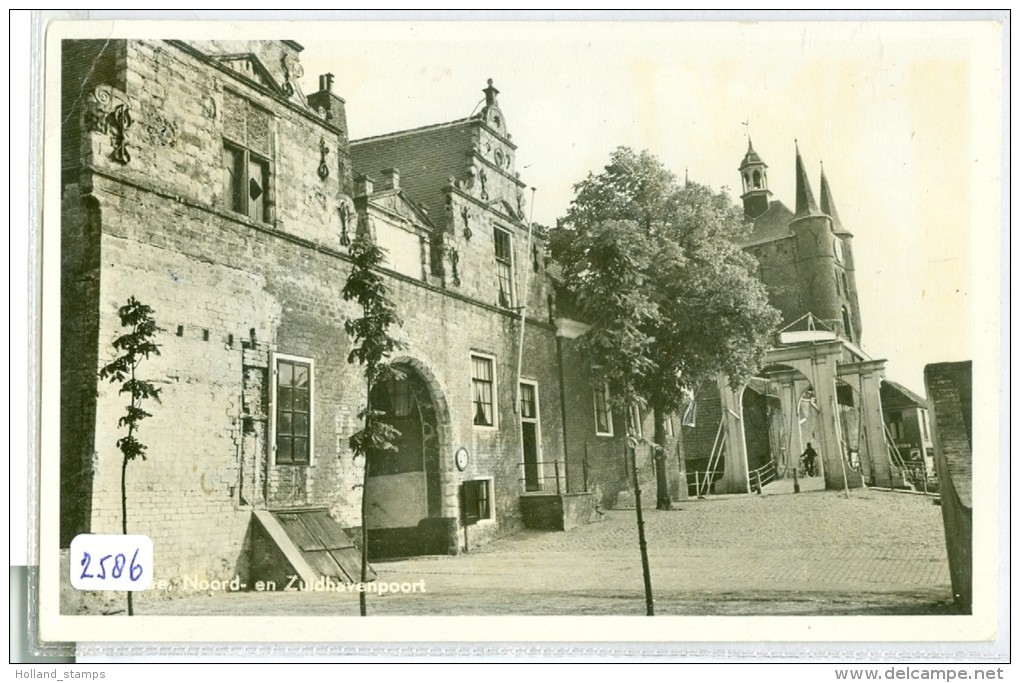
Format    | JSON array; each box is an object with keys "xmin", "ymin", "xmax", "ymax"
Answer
[
  {"xmin": 370, "ymin": 190, "xmax": 435, "ymax": 233},
  {"xmin": 215, "ymin": 53, "xmax": 284, "ymax": 94},
  {"xmin": 498, "ymin": 198, "xmax": 524, "ymax": 221}
]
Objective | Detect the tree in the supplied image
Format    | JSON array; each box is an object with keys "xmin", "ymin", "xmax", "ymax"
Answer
[
  {"xmin": 552, "ymin": 147, "xmax": 780, "ymax": 511},
  {"xmin": 549, "ymin": 217, "xmax": 660, "ymax": 614},
  {"xmin": 98, "ymin": 296, "xmax": 164, "ymax": 616},
  {"xmin": 341, "ymin": 231, "xmax": 405, "ymax": 617}
]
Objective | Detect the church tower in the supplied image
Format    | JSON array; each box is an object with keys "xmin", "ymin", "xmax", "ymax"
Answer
[{"xmin": 739, "ymin": 138, "xmax": 772, "ymax": 218}]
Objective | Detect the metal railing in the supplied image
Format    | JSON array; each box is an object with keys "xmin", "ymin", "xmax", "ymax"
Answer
[
  {"xmin": 749, "ymin": 459, "xmax": 778, "ymax": 494},
  {"xmin": 688, "ymin": 418, "xmax": 727, "ymax": 498},
  {"xmin": 686, "ymin": 470, "xmax": 720, "ymax": 498},
  {"xmin": 518, "ymin": 459, "xmax": 566, "ymax": 494}
]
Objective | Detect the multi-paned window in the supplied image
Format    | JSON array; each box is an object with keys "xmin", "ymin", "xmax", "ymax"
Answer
[
  {"xmin": 389, "ymin": 377, "xmax": 413, "ymax": 418},
  {"xmin": 471, "ymin": 354, "xmax": 496, "ymax": 427},
  {"xmin": 461, "ymin": 478, "xmax": 493, "ymax": 525},
  {"xmin": 593, "ymin": 380, "xmax": 613, "ymax": 436},
  {"xmin": 222, "ymin": 91, "xmax": 273, "ymax": 224},
  {"xmin": 494, "ymin": 227, "xmax": 514, "ymax": 308},
  {"xmin": 520, "ymin": 383, "xmax": 537, "ymax": 419},
  {"xmin": 273, "ymin": 356, "xmax": 313, "ymax": 465}
]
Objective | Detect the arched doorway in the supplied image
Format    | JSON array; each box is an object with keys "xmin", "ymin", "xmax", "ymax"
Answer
[
  {"xmin": 364, "ymin": 360, "xmax": 453, "ymax": 558},
  {"xmin": 747, "ymin": 365, "xmax": 822, "ymax": 485},
  {"xmin": 718, "ymin": 363, "xmax": 828, "ymax": 494}
]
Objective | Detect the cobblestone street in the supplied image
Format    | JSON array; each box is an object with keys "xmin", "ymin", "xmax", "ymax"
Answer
[{"xmin": 138, "ymin": 487, "xmax": 956, "ymax": 617}]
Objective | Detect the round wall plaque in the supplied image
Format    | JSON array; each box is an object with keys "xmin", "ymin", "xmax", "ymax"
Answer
[{"xmin": 454, "ymin": 447, "xmax": 469, "ymax": 472}]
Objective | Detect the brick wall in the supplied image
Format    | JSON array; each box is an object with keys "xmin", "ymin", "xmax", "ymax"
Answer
[
  {"xmin": 746, "ymin": 238, "xmax": 803, "ymax": 327},
  {"xmin": 792, "ymin": 216, "xmax": 849, "ymax": 336},
  {"xmin": 924, "ymin": 361, "xmax": 972, "ymax": 611},
  {"xmin": 556, "ymin": 336, "xmax": 666, "ymax": 509},
  {"xmin": 59, "ymin": 183, "xmax": 101, "ymax": 546},
  {"xmin": 682, "ymin": 383, "xmax": 723, "ymax": 465},
  {"xmin": 746, "ymin": 222, "xmax": 860, "ymax": 340}
]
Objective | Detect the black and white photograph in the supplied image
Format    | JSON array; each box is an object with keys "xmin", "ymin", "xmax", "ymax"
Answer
[{"xmin": 37, "ymin": 17, "xmax": 1002, "ymax": 648}]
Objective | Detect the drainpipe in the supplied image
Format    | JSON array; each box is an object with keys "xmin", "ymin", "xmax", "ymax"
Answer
[
  {"xmin": 513, "ymin": 187, "xmax": 537, "ymax": 413},
  {"xmin": 555, "ymin": 334, "xmax": 572, "ymax": 491}
]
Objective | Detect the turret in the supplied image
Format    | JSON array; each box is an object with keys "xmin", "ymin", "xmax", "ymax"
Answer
[
  {"xmin": 819, "ymin": 161, "xmax": 862, "ymax": 344},
  {"xmin": 738, "ymin": 138, "xmax": 771, "ymax": 218},
  {"xmin": 789, "ymin": 143, "xmax": 844, "ymax": 337},
  {"xmin": 479, "ymin": 78, "xmax": 508, "ymax": 138}
]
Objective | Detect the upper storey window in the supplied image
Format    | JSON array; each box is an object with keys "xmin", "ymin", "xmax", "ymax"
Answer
[
  {"xmin": 494, "ymin": 227, "xmax": 514, "ymax": 308},
  {"xmin": 471, "ymin": 354, "xmax": 497, "ymax": 428},
  {"xmin": 222, "ymin": 91, "xmax": 274, "ymax": 224}
]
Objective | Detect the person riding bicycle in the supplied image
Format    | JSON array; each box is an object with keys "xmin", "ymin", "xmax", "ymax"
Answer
[{"xmin": 801, "ymin": 443, "xmax": 818, "ymax": 477}]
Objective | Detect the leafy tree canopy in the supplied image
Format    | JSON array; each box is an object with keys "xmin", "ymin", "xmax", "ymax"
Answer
[{"xmin": 551, "ymin": 146, "xmax": 780, "ymax": 412}]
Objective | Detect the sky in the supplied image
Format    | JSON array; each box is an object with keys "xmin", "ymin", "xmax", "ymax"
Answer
[{"xmin": 292, "ymin": 20, "xmax": 1002, "ymax": 395}]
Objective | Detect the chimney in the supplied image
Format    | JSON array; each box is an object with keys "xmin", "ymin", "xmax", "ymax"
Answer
[
  {"xmin": 355, "ymin": 174, "xmax": 374, "ymax": 196},
  {"xmin": 380, "ymin": 168, "xmax": 400, "ymax": 192},
  {"xmin": 318, "ymin": 73, "xmax": 334, "ymax": 93}
]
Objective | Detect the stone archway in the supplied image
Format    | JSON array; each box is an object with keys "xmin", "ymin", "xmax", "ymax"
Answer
[
  {"xmin": 719, "ymin": 362, "xmax": 817, "ymax": 493},
  {"xmin": 718, "ymin": 340, "xmax": 870, "ymax": 493},
  {"xmin": 760, "ymin": 364, "xmax": 817, "ymax": 480},
  {"xmin": 364, "ymin": 357, "xmax": 457, "ymax": 558}
]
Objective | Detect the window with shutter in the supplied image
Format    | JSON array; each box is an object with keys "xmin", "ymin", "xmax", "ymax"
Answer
[{"xmin": 222, "ymin": 91, "xmax": 274, "ymax": 224}]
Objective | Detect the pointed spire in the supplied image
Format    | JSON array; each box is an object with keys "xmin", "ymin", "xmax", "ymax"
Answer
[
  {"xmin": 793, "ymin": 141, "xmax": 822, "ymax": 220},
  {"xmin": 819, "ymin": 161, "xmax": 846, "ymax": 233}
]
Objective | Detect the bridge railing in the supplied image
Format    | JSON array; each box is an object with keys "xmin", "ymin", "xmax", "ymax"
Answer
[{"xmin": 749, "ymin": 459, "xmax": 778, "ymax": 494}]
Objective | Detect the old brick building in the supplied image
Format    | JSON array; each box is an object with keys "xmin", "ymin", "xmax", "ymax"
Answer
[
  {"xmin": 350, "ymin": 83, "xmax": 678, "ymax": 517},
  {"xmin": 682, "ymin": 140, "xmax": 919, "ymax": 494},
  {"xmin": 61, "ymin": 39, "xmax": 664, "ymax": 589}
]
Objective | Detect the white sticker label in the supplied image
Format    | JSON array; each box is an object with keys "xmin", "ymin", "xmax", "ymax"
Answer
[{"xmin": 70, "ymin": 534, "xmax": 153, "ymax": 591}]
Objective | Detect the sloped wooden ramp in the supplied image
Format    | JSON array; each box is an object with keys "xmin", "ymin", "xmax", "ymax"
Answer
[{"xmin": 253, "ymin": 508, "xmax": 375, "ymax": 585}]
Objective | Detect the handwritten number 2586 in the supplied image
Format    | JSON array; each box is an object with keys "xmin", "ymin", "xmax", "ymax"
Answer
[{"xmin": 80, "ymin": 548, "xmax": 143, "ymax": 582}]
